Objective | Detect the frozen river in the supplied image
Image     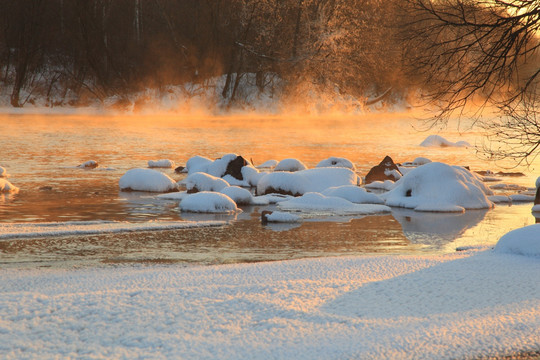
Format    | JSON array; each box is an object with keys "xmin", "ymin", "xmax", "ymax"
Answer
[{"xmin": 0, "ymin": 112, "xmax": 537, "ymax": 267}]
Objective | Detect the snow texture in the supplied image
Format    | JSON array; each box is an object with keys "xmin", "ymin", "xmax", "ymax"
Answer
[
  {"xmin": 274, "ymin": 158, "xmax": 308, "ymax": 172},
  {"xmin": 148, "ymin": 159, "xmax": 175, "ymax": 168},
  {"xmin": 0, "ymin": 250, "xmax": 538, "ymax": 359},
  {"xmin": 494, "ymin": 224, "xmax": 540, "ymax": 257},
  {"xmin": 419, "ymin": 135, "xmax": 470, "ymax": 147},
  {"xmin": 316, "ymin": 157, "xmax": 356, "ymax": 170},
  {"xmin": 257, "ymin": 167, "xmax": 360, "ymax": 196},
  {"xmin": 383, "ymin": 162, "xmax": 494, "ymax": 212},
  {"xmin": 0, "ymin": 220, "xmax": 225, "ymax": 240},
  {"xmin": 180, "ymin": 191, "xmax": 241, "ymax": 214},
  {"xmin": 278, "ymin": 192, "xmax": 391, "ymax": 215},
  {"xmin": 0, "ymin": 178, "xmax": 19, "ymax": 193},
  {"xmin": 119, "ymin": 168, "xmax": 178, "ymax": 193},
  {"xmin": 322, "ymin": 185, "xmax": 384, "ymax": 204},
  {"xmin": 182, "ymin": 172, "xmax": 229, "ymax": 192}
]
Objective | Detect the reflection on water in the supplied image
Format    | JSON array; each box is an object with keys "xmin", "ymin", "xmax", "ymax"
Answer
[
  {"xmin": 391, "ymin": 208, "xmax": 488, "ymax": 248},
  {"xmin": 0, "ymin": 113, "xmax": 538, "ymax": 268}
]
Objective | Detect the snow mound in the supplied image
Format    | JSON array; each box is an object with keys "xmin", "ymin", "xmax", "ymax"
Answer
[
  {"xmin": 264, "ymin": 211, "xmax": 302, "ymax": 223},
  {"xmin": 488, "ymin": 195, "xmax": 512, "ymax": 203},
  {"xmin": 180, "ymin": 191, "xmax": 241, "ymax": 214},
  {"xmin": 256, "ymin": 160, "xmax": 278, "ymax": 169},
  {"xmin": 316, "ymin": 157, "xmax": 356, "ymax": 170},
  {"xmin": 364, "ymin": 180, "xmax": 395, "ymax": 191},
  {"xmin": 383, "ymin": 162, "xmax": 494, "ymax": 212},
  {"xmin": 278, "ymin": 192, "xmax": 391, "ymax": 215},
  {"xmin": 185, "ymin": 155, "xmax": 213, "ymax": 174},
  {"xmin": 257, "ymin": 167, "xmax": 360, "ymax": 196},
  {"xmin": 322, "ymin": 185, "xmax": 384, "ymax": 204},
  {"xmin": 182, "ymin": 172, "xmax": 229, "ymax": 193},
  {"xmin": 420, "ymin": 135, "xmax": 470, "ymax": 147},
  {"xmin": 412, "ymin": 157, "xmax": 432, "ymax": 166},
  {"xmin": 219, "ymin": 186, "xmax": 253, "ymax": 205},
  {"xmin": 240, "ymin": 165, "xmax": 264, "ymax": 187},
  {"xmin": 77, "ymin": 160, "xmax": 98, "ymax": 169},
  {"xmin": 119, "ymin": 168, "xmax": 178, "ymax": 193},
  {"xmin": 494, "ymin": 224, "xmax": 540, "ymax": 257},
  {"xmin": 148, "ymin": 159, "xmax": 175, "ymax": 168},
  {"xmin": 0, "ymin": 178, "xmax": 19, "ymax": 193},
  {"xmin": 532, "ymin": 204, "xmax": 540, "ymax": 213},
  {"xmin": 0, "ymin": 166, "xmax": 8, "ymax": 178},
  {"xmin": 274, "ymin": 158, "xmax": 308, "ymax": 172}
]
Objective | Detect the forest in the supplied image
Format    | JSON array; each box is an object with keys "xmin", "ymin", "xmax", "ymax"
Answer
[{"xmin": 0, "ymin": 0, "xmax": 538, "ymax": 114}]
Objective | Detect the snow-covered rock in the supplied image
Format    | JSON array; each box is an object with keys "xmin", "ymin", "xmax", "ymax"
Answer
[
  {"xmin": 494, "ymin": 224, "xmax": 540, "ymax": 257},
  {"xmin": 182, "ymin": 172, "xmax": 229, "ymax": 193},
  {"xmin": 148, "ymin": 159, "xmax": 174, "ymax": 168},
  {"xmin": 322, "ymin": 185, "xmax": 384, "ymax": 204},
  {"xmin": 219, "ymin": 186, "xmax": 253, "ymax": 205},
  {"xmin": 382, "ymin": 162, "xmax": 494, "ymax": 212},
  {"xmin": 411, "ymin": 157, "xmax": 432, "ymax": 166},
  {"xmin": 274, "ymin": 158, "xmax": 308, "ymax": 172},
  {"xmin": 278, "ymin": 192, "xmax": 390, "ymax": 215},
  {"xmin": 263, "ymin": 211, "xmax": 302, "ymax": 223},
  {"xmin": 488, "ymin": 195, "xmax": 512, "ymax": 203},
  {"xmin": 0, "ymin": 166, "xmax": 9, "ymax": 178},
  {"xmin": 241, "ymin": 165, "xmax": 264, "ymax": 187},
  {"xmin": 364, "ymin": 180, "xmax": 396, "ymax": 191},
  {"xmin": 0, "ymin": 178, "xmax": 19, "ymax": 193},
  {"xmin": 180, "ymin": 191, "xmax": 241, "ymax": 214},
  {"xmin": 185, "ymin": 155, "xmax": 213, "ymax": 174},
  {"xmin": 509, "ymin": 194, "xmax": 535, "ymax": 202},
  {"xmin": 316, "ymin": 157, "xmax": 356, "ymax": 171},
  {"xmin": 257, "ymin": 167, "xmax": 360, "ymax": 196},
  {"xmin": 419, "ymin": 135, "xmax": 470, "ymax": 147},
  {"xmin": 119, "ymin": 168, "xmax": 178, "ymax": 193},
  {"xmin": 256, "ymin": 159, "xmax": 278, "ymax": 169},
  {"xmin": 78, "ymin": 160, "xmax": 98, "ymax": 169}
]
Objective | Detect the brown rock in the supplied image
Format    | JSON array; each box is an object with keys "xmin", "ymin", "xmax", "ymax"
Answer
[
  {"xmin": 364, "ymin": 156, "xmax": 402, "ymax": 184},
  {"xmin": 261, "ymin": 210, "xmax": 273, "ymax": 225},
  {"xmin": 224, "ymin": 155, "xmax": 249, "ymax": 180}
]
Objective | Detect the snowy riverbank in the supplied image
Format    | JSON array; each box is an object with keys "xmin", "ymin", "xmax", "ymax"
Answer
[{"xmin": 1, "ymin": 247, "xmax": 539, "ymax": 359}]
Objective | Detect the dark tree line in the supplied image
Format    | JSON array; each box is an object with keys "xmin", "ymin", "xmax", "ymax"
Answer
[{"xmin": 0, "ymin": 0, "xmax": 407, "ymax": 108}]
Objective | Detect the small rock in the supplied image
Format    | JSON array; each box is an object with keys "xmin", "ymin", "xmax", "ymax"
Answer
[
  {"xmin": 174, "ymin": 166, "xmax": 185, "ymax": 174},
  {"xmin": 365, "ymin": 156, "xmax": 402, "ymax": 184},
  {"xmin": 78, "ymin": 160, "xmax": 98, "ymax": 169},
  {"xmin": 224, "ymin": 156, "xmax": 249, "ymax": 180},
  {"xmin": 261, "ymin": 210, "xmax": 273, "ymax": 225}
]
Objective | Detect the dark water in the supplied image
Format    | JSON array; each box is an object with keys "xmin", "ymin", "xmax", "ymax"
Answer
[{"xmin": 0, "ymin": 113, "xmax": 538, "ymax": 268}]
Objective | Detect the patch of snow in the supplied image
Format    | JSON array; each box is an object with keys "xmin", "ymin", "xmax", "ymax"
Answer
[
  {"xmin": 256, "ymin": 159, "xmax": 278, "ymax": 169},
  {"xmin": 494, "ymin": 224, "xmax": 540, "ymax": 257},
  {"xmin": 264, "ymin": 211, "xmax": 302, "ymax": 223},
  {"xmin": 207, "ymin": 153, "xmax": 239, "ymax": 178},
  {"xmin": 0, "ymin": 220, "xmax": 224, "ymax": 240},
  {"xmin": 382, "ymin": 162, "xmax": 494, "ymax": 212},
  {"xmin": 420, "ymin": 135, "xmax": 471, "ymax": 147},
  {"xmin": 182, "ymin": 172, "xmax": 229, "ymax": 192},
  {"xmin": 222, "ymin": 175, "xmax": 250, "ymax": 187},
  {"xmin": 241, "ymin": 165, "xmax": 264, "ymax": 187},
  {"xmin": 509, "ymin": 194, "xmax": 535, "ymax": 202},
  {"xmin": 180, "ymin": 191, "xmax": 241, "ymax": 214},
  {"xmin": 219, "ymin": 186, "xmax": 253, "ymax": 205},
  {"xmin": 488, "ymin": 195, "xmax": 512, "ymax": 203},
  {"xmin": 1, "ymin": 251, "xmax": 538, "ymax": 359},
  {"xmin": 490, "ymin": 183, "xmax": 527, "ymax": 191},
  {"xmin": 253, "ymin": 194, "xmax": 293, "ymax": 204},
  {"xmin": 148, "ymin": 159, "xmax": 174, "ymax": 168},
  {"xmin": 278, "ymin": 192, "xmax": 391, "ymax": 215},
  {"xmin": 274, "ymin": 158, "xmax": 308, "ymax": 172},
  {"xmin": 322, "ymin": 185, "xmax": 384, "ymax": 204},
  {"xmin": 0, "ymin": 178, "xmax": 19, "ymax": 193},
  {"xmin": 257, "ymin": 167, "xmax": 360, "ymax": 196},
  {"xmin": 412, "ymin": 157, "xmax": 432, "ymax": 166},
  {"xmin": 364, "ymin": 180, "xmax": 395, "ymax": 191},
  {"xmin": 316, "ymin": 157, "xmax": 356, "ymax": 171},
  {"xmin": 119, "ymin": 168, "xmax": 178, "ymax": 193}
]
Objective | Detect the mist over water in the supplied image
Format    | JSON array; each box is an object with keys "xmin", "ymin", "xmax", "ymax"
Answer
[{"xmin": 0, "ymin": 112, "xmax": 537, "ymax": 267}]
